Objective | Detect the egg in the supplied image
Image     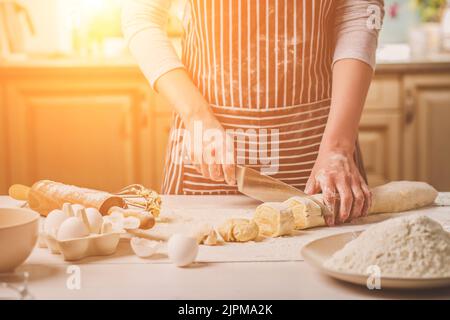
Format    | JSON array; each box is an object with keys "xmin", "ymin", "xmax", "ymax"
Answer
[
  {"xmin": 71, "ymin": 204, "xmax": 85, "ymax": 215},
  {"xmin": 57, "ymin": 217, "xmax": 90, "ymax": 241},
  {"xmin": 168, "ymin": 234, "xmax": 199, "ymax": 267},
  {"xmin": 130, "ymin": 237, "xmax": 160, "ymax": 258},
  {"xmin": 85, "ymin": 208, "xmax": 103, "ymax": 234},
  {"xmin": 122, "ymin": 217, "xmax": 141, "ymax": 230},
  {"xmin": 44, "ymin": 209, "xmax": 68, "ymax": 237}
]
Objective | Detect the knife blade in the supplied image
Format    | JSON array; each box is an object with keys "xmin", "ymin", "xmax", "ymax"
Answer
[
  {"xmin": 236, "ymin": 166, "xmax": 309, "ymax": 202},
  {"xmin": 236, "ymin": 166, "xmax": 330, "ymax": 215}
]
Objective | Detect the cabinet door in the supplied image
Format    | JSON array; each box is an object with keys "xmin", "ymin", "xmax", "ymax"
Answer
[
  {"xmin": 359, "ymin": 113, "xmax": 401, "ymax": 187},
  {"xmin": 5, "ymin": 80, "xmax": 149, "ymax": 192},
  {"xmin": 365, "ymin": 75, "xmax": 401, "ymax": 111},
  {"xmin": 404, "ymin": 75, "xmax": 450, "ymax": 191},
  {"xmin": 152, "ymin": 94, "xmax": 173, "ymax": 192},
  {"xmin": 0, "ymin": 84, "xmax": 7, "ymax": 194}
]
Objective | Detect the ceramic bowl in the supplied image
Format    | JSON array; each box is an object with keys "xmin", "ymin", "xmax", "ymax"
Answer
[{"xmin": 0, "ymin": 207, "xmax": 39, "ymax": 272}]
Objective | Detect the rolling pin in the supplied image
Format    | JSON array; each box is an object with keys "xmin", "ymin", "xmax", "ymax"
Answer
[{"xmin": 9, "ymin": 180, "xmax": 126, "ymax": 217}]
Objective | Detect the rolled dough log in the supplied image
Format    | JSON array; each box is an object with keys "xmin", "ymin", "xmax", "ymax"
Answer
[
  {"xmin": 254, "ymin": 202, "xmax": 295, "ymax": 237},
  {"xmin": 218, "ymin": 219, "xmax": 259, "ymax": 242},
  {"xmin": 369, "ymin": 181, "xmax": 438, "ymax": 214},
  {"xmin": 283, "ymin": 197, "xmax": 324, "ymax": 230},
  {"xmin": 288, "ymin": 181, "xmax": 438, "ymax": 229}
]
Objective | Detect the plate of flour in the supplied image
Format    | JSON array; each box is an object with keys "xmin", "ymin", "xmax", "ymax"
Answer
[{"xmin": 302, "ymin": 215, "xmax": 450, "ymax": 289}]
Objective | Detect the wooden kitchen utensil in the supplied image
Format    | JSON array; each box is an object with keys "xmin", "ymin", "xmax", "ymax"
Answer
[{"xmin": 9, "ymin": 180, "xmax": 126, "ymax": 217}]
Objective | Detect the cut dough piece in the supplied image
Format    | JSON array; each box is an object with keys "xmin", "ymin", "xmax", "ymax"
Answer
[
  {"xmin": 218, "ymin": 219, "xmax": 259, "ymax": 242},
  {"xmin": 283, "ymin": 197, "xmax": 325, "ymax": 230},
  {"xmin": 203, "ymin": 230, "xmax": 219, "ymax": 246},
  {"xmin": 254, "ymin": 202, "xmax": 295, "ymax": 237},
  {"xmin": 193, "ymin": 224, "xmax": 220, "ymax": 246}
]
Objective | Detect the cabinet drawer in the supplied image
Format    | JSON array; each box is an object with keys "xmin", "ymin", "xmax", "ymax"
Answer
[{"xmin": 365, "ymin": 76, "xmax": 401, "ymax": 110}]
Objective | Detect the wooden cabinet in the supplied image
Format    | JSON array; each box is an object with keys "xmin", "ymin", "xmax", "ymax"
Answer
[
  {"xmin": 359, "ymin": 113, "xmax": 401, "ymax": 187},
  {"xmin": 0, "ymin": 83, "xmax": 7, "ymax": 193},
  {"xmin": 1, "ymin": 63, "xmax": 450, "ymax": 195},
  {"xmin": 359, "ymin": 75, "xmax": 403, "ymax": 187},
  {"xmin": 0, "ymin": 66, "xmax": 171, "ymax": 194},
  {"xmin": 403, "ymin": 75, "xmax": 450, "ymax": 191},
  {"xmin": 151, "ymin": 94, "xmax": 173, "ymax": 191},
  {"xmin": 4, "ymin": 78, "xmax": 151, "ymax": 192}
]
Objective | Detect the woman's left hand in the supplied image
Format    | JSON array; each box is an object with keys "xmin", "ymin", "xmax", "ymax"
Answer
[{"xmin": 305, "ymin": 149, "xmax": 372, "ymax": 226}]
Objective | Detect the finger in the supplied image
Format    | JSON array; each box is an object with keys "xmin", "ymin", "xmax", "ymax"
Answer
[
  {"xmin": 319, "ymin": 177, "xmax": 338, "ymax": 226},
  {"xmin": 335, "ymin": 177, "xmax": 353, "ymax": 224},
  {"xmin": 209, "ymin": 163, "xmax": 224, "ymax": 181},
  {"xmin": 360, "ymin": 177, "xmax": 372, "ymax": 217},
  {"xmin": 222, "ymin": 134, "xmax": 236, "ymax": 185},
  {"xmin": 350, "ymin": 178, "xmax": 365, "ymax": 220},
  {"xmin": 189, "ymin": 151, "xmax": 202, "ymax": 173},
  {"xmin": 201, "ymin": 163, "xmax": 210, "ymax": 179},
  {"xmin": 305, "ymin": 175, "xmax": 319, "ymax": 195},
  {"xmin": 223, "ymin": 164, "xmax": 236, "ymax": 186},
  {"xmin": 194, "ymin": 164, "xmax": 202, "ymax": 174}
]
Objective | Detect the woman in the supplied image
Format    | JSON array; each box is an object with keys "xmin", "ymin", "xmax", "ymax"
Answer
[{"xmin": 123, "ymin": 0, "xmax": 384, "ymax": 226}]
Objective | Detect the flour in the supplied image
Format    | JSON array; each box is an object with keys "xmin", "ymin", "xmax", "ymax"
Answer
[{"xmin": 324, "ymin": 215, "xmax": 450, "ymax": 278}]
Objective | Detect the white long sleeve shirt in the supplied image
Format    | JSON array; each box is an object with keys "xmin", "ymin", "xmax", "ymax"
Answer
[{"xmin": 122, "ymin": 0, "xmax": 384, "ymax": 88}]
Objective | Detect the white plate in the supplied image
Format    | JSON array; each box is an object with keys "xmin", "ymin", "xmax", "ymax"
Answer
[{"xmin": 301, "ymin": 232, "xmax": 450, "ymax": 290}]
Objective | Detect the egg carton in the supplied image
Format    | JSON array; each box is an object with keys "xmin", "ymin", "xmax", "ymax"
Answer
[
  {"xmin": 38, "ymin": 203, "xmax": 142, "ymax": 261},
  {"xmin": 40, "ymin": 232, "xmax": 121, "ymax": 261}
]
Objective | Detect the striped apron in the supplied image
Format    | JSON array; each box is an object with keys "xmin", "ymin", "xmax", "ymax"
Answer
[{"xmin": 162, "ymin": 0, "xmax": 366, "ymax": 195}]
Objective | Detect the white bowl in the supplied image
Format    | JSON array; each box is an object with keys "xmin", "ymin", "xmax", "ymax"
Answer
[{"xmin": 0, "ymin": 207, "xmax": 39, "ymax": 273}]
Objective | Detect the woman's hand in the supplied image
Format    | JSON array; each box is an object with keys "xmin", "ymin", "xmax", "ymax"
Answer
[
  {"xmin": 184, "ymin": 109, "xmax": 236, "ymax": 186},
  {"xmin": 153, "ymin": 69, "xmax": 236, "ymax": 186},
  {"xmin": 305, "ymin": 149, "xmax": 372, "ymax": 226}
]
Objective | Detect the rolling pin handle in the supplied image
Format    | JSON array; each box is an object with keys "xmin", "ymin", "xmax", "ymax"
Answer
[{"xmin": 8, "ymin": 184, "xmax": 31, "ymax": 201}]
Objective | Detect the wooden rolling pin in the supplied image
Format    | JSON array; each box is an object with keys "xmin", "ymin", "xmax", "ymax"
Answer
[{"xmin": 9, "ymin": 180, "xmax": 126, "ymax": 217}]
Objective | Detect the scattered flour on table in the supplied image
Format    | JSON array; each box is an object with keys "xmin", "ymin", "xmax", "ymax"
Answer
[{"xmin": 324, "ymin": 215, "xmax": 450, "ymax": 278}]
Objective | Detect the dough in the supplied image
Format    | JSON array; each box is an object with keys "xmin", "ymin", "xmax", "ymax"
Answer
[
  {"xmin": 283, "ymin": 196, "xmax": 325, "ymax": 230},
  {"xmin": 194, "ymin": 224, "xmax": 220, "ymax": 246},
  {"xmin": 287, "ymin": 181, "xmax": 438, "ymax": 229},
  {"xmin": 218, "ymin": 219, "xmax": 259, "ymax": 242},
  {"xmin": 369, "ymin": 181, "xmax": 438, "ymax": 214},
  {"xmin": 203, "ymin": 230, "xmax": 219, "ymax": 246},
  {"xmin": 253, "ymin": 202, "xmax": 295, "ymax": 237}
]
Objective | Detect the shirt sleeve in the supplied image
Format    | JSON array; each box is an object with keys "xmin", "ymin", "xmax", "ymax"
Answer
[
  {"xmin": 122, "ymin": 0, "xmax": 185, "ymax": 88},
  {"xmin": 333, "ymin": 0, "xmax": 385, "ymax": 70}
]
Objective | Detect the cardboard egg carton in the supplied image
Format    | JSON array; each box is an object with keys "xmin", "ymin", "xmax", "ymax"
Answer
[
  {"xmin": 41, "ymin": 232, "xmax": 121, "ymax": 261},
  {"xmin": 39, "ymin": 204, "xmax": 127, "ymax": 261}
]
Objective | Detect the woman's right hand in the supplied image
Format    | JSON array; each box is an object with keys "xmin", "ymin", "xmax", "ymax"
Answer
[
  {"xmin": 154, "ymin": 69, "xmax": 236, "ymax": 186},
  {"xmin": 184, "ymin": 109, "xmax": 236, "ymax": 186}
]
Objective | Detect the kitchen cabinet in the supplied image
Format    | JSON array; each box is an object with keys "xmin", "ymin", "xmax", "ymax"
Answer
[
  {"xmin": 152, "ymin": 93, "xmax": 173, "ymax": 190},
  {"xmin": 359, "ymin": 113, "xmax": 401, "ymax": 187},
  {"xmin": 403, "ymin": 75, "xmax": 450, "ymax": 191},
  {"xmin": 0, "ymin": 83, "xmax": 7, "ymax": 193},
  {"xmin": 0, "ymin": 66, "xmax": 162, "ymax": 193},
  {"xmin": 358, "ymin": 75, "xmax": 403, "ymax": 187},
  {"xmin": 1, "ymin": 60, "xmax": 450, "ymax": 195}
]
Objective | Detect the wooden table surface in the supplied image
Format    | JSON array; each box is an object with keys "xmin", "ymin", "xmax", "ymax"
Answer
[{"xmin": 1, "ymin": 196, "xmax": 450, "ymax": 300}]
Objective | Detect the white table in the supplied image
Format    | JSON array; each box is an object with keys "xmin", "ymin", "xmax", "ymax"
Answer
[{"xmin": 2, "ymin": 196, "xmax": 450, "ymax": 300}]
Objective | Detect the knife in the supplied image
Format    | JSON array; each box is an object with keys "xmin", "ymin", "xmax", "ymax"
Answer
[{"xmin": 236, "ymin": 166, "xmax": 330, "ymax": 214}]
